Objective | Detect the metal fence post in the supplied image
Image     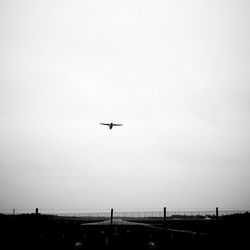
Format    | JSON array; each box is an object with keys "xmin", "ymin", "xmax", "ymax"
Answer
[
  {"xmin": 111, "ymin": 208, "xmax": 113, "ymax": 226},
  {"xmin": 34, "ymin": 208, "xmax": 41, "ymax": 245},
  {"xmin": 215, "ymin": 207, "xmax": 219, "ymax": 239},
  {"xmin": 216, "ymin": 207, "xmax": 219, "ymax": 221},
  {"xmin": 109, "ymin": 208, "xmax": 114, "ymax": 248},
  {"xmin": 164, "ymin": 207, "xmax": 166, "ymax": 226}
]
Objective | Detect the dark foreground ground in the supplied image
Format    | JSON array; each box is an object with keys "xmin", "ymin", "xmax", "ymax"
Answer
[{"xmin": 0, "ymin": 213, "xmax": 249, "ymax": 250}]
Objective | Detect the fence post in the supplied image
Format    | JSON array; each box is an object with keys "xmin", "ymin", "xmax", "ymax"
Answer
[
  {"xmin": 110, "ymin": 208, "xmax": 113, "ymax": 226},
  {"xmin": 34, "ymin": 208, "xmax": 41, "ymax": 244},
  {"xmin": 164, "ymin": 207, "xmax": 166, "ymax": 226},
  {"xmin": 215, "ymin": 207, "xmax": 219, "ymax": 239},
  {"xmin": 109, "ymin": 209, "xmax": 114, "ymax": 248},
  {"xmin": 216, "ymin": 207, "xmax": 219, "ymax": 221}
]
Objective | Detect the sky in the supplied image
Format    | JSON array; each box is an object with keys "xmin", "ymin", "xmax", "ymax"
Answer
[{"xmin": 0, "ymin": 0, "xmax": 250, "ymax": 211}]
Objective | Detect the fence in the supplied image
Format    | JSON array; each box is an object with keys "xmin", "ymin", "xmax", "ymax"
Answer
[
  {"xmin": 1, "ymin": 207, "xmax": 249, "ymax": 249},
  {"xmin": 1, "ymin": 207, "xmax": 249, "ymax": 219}
]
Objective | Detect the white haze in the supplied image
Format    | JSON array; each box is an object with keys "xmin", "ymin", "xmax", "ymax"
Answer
[{"xmin": 0, "ymin": 0, "xmax": 250, "ymax": 211}]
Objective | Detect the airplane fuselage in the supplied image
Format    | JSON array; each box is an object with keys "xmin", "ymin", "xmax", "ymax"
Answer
[{"xmin": 109, "ymin": 123, "xmax": 113, "ymax": 129}]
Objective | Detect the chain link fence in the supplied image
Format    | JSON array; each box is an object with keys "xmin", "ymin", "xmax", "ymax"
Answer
[
  {"xmin": 1, "ymin": 207, "xmax": 249, "ymax": 249},
  {"xmin": 1, "ymin": 207, "xmax": 249, "ymax": 219}
]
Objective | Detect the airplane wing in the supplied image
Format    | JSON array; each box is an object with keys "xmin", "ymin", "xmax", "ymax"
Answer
[
  {"xmin": 113, "ymin": 124, "xmax": 123, "ymax": 126},
  {"xmin": 100, "ymin": 123, "xmax": 110, "ymax": 126}
]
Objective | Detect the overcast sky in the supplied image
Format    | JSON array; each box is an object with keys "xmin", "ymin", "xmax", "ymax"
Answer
[{"xmin": 1, "ymin": 0, "xmax": 250, "ymax": 211}]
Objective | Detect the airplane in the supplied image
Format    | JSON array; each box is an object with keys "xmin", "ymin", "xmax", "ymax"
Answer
[{"xmin": 100, "ymin": 122, "xmax": 123, "ymax": 129}]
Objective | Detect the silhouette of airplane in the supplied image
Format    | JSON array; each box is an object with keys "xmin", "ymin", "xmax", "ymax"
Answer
[{"xmin": 100, "ymin": 122, "xmax": 123, "ymax": 129}]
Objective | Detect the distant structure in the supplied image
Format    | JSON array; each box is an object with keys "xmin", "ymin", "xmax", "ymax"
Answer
[{"xmin": 100, "ymin": 122, "xmax": 123, "ymax": 129}]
